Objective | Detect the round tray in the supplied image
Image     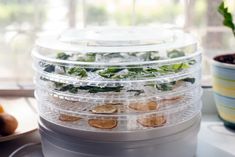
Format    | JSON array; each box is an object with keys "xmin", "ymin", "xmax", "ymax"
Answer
[
  {"xmin": 33, "ymin": 58, "xmax": 201, "ymax": 85},
  {"xmin": 35, "ymin": 87, "xmax": 202, "ymax": 114},
  {"xmin": 35, "ymin": 71, "xmax": 201, "ymax": 101},
  {"xmin": 38, "ymin": 112, "xmax": 201, "ymax": 141},
  {"xmin": 32, "ymin": 27, "xmax": 200, "ymax": 87},
  {"xmin": 38, "ymin": 100, "xmax": 202, "ymax": 132},
  {"xmin": 33, "ymin": 27, "xmax": 198, "ymax": 64}
]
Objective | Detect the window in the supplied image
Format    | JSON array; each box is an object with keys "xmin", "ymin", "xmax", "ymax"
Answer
[{"xmin": 0, "ymin": 0, "xmax": 233, "ymax": 90}]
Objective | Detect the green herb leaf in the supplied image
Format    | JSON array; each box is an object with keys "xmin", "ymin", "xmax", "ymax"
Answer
[
  {"xmin": 112, "ymin": 68, "xmax": 144, "ymax": 79},
  {"xmin": 145, "ymin": 68, "xmax": 159, "ymax": 73},
  {"xmin": 182, "ymin": 77, "xmax": 195, "ymax": 84},
  {"xmin": 128, "ymin": 68, "xmax": 143, "ymax": 73},
  {"xmin": 68, "ymin": 87, "xmax": 78, "ymax": 93},
  {"xmin": 145, "ymin": 82, "xmax": 174, "ymax": 91},
  {"xmin": 144, "ymin": 77, "xmax": 195, "ymax": 91},
  {"xmin": 159, "ymin": 62, "xmax": 190, "ymax": 73},
  {"xmin": 173, "ymin": 63, "xmax": 190, "ymax": 71},
  {"xmin": 77, "ymin": 53, "xmax": 96, "ymax": 62},
  {"xmin": 188, "ymin": 60, "xmax": 196, "ymax": 65},
  {"xmin": 67, "ymin": 67, "xmax": 87, "ymax": 78},
  {"xmin": 155, "ymin": 83, "xmax": 174, "ymax": 91},
  {"xmin": 54, "ymin": 82, "xmax": 64, "ymax": 88},
  {"xmin": 98, "ymin": 67, "xmax": 123, "ymax": 78},
  {"xmin": 167, "ymin": 50, "xmax": 185, "ymax": 58},
  {"xmin": 56, "ymin": 52, "xmax": 70, "ymax": 60},
  {"xmin": 58, "ymin": 84, "xmax": 74, "ymax": 92},
  {"xmin": 78, "ymin": 85, "xmax": 123, "ymax": 93},
  {"xmin": 127, "ymin": 89, "xmax": 144, "ymax": 96},
  {"xmin": 149, "ymin": 51, "xmax": 160, "ymax": 60},
  {"xmin": 85, "ymin": 68, "xmax": 99, "ymax": 72}
]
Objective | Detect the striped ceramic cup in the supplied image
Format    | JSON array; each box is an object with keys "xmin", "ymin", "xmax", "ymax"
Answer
[{"xmin": 212, "ymin": 57, "xmax": 235, "ymax": 127}]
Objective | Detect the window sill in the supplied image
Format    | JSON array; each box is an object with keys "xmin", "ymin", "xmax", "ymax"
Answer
[{"xmin": 0, "ymin": 83, "xmax": 34, "ymax": 97}]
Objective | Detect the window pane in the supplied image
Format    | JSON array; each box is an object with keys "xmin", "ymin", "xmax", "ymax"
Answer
[
  {"xmin": 1, "ymin": 0, "xmax": 233, "ymax": 88},
  {"xmin": 0, "ymin": 0, "xmax": 68, "ymax": 86}
]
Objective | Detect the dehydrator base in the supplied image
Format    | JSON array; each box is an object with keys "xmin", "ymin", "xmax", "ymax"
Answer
[{"xmin": 39, "ymin": 118, "xmax": 200, "ymax": 157}]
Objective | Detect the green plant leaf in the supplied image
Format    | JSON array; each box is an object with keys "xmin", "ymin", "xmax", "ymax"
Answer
[{"xmin": 218, "ymin": 1, "xmax": 235, "ymax": 37}]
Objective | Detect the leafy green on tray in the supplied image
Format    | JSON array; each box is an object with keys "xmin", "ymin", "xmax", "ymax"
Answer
[
  {"xmin": 77, "ymin": 53, "xmax": 96, "ymax": 62},
  {"xmin": 51, "ymin": 49, "xmax": 187, "ymax": 64},
  {"xmin": 98, "ymin": 67, "xmax": 123, "ymax": 78},
  {"xmin": 127, "ymin": 90, "xmax": 144, "ymax": 96},
  {"xmin": 167, "ymin": 50, "xmax": 185, "ymax": 58},
  {"xmin": 55, "ymin": 83, "xmax": 124, "ymax": 93},
  {"xmin": 67, "ymin": 67, "xmax": 88, "ymax": 78},
  {"xmin": 145, "ymin": 77, "xmax": 196, "ymax": 91},
  {"xmin": 78, "ymin": 85, "xmax": 123, "ymax": 93},
  {"xmin": 182, "ymin": 77, "xmax": 195, "ymax": 84},
  {"xmin": 56, "ymin": 52, "xmax": 70, "ymax": 60},
  {"xmin": 155, "ymin": 83, "xmax": 175, "ymax": 91},
  {"xmin": 50, "ymin": 75, "xmax": 195, "ymax": 94},
  {"xmin": 149, "ymin": 51, "xmax": 160, "ymax": 61},
  {"xmin": 98, "ymin": 61, "xmax": 193, "ymax": 79}
]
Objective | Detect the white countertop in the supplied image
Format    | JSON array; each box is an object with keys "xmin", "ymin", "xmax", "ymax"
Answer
[{"xmin": 197, "ymin": 115, "xmax": 235, "ymax": 157}]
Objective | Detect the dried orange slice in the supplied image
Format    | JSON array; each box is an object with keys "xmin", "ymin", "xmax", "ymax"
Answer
[
  {"xmin": 129, "ymin": 101, "xmax": 159, "ymax": 111},
  {"xmin": 59, "ymin": 114, "xmax": 81, "ymax": 122},
  {"xmin": 137, "ymin": 115, "xmax": 166, "ymax": 127},
  {"xmin": 91, "ymin": 104, "xmax": 118, "ymax": 114},
  {"xmin": 88, "ymin": 119, "xmax": 117, "ymax": 129}
]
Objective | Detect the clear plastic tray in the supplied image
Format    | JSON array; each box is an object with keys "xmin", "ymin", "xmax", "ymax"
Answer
[
  {"xmin": 32, "ymin": 27, "xmax": 200, "ymax": 84},
  {"xmin": 35, "ymin": 70, "xmax": 201, "ymax": 101},
  {"xmin": 39, "ymin": 113, "xmax": 201, "ymax": 141},
  {"xmin": 33, "ymin": 55, "xmax": 200, "ymax": 85},
  {"xmin": 35, "ymin": 87, "xmax": 202, "ymax": 115},
  {"xmin": 38, "ymin": 100, "xmax": 201, "ymax": 132},
  {"xmin": 33, "ymin": 27, "xmax": 198, "ymax": 62}
]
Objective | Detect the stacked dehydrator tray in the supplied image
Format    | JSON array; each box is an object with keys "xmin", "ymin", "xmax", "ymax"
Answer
[{"xmin": 33, "ymin": 27, "xmax": 202, "ymax": 157}]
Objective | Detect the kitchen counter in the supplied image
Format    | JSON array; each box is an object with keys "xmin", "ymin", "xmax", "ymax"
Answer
[{"xmin": 197, "ymin": 115, "xmax": 235, "ymax": 157}]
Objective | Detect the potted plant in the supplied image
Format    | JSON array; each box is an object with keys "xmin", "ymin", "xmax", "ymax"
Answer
[{"xmin": 212, "ymin": 1, "xmax": 235, "ymax": 129}]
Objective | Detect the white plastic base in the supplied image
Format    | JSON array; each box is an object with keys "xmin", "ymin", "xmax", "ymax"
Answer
[{"xmin": 39, "ymin": 118, "xmax": 200, "ymax": 157}]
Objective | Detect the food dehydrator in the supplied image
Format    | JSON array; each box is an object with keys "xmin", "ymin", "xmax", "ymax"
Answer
[{"xmin": 32, "ymin": 27, "xmax": 202, "ymax": 157}]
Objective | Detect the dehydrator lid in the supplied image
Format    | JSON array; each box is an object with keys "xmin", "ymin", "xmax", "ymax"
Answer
[
  {"xmin": 59, "ymin": 27, "xmax": 174, "ymax": 47},
  {"xmin": 33, "ymin": 27, "xmax": 199, "ymax": 65}
]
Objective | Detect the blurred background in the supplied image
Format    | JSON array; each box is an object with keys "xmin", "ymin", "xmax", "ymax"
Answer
[{"xmin": 0, "ymin": 0, "xmax": 234, "ymax": 89}]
